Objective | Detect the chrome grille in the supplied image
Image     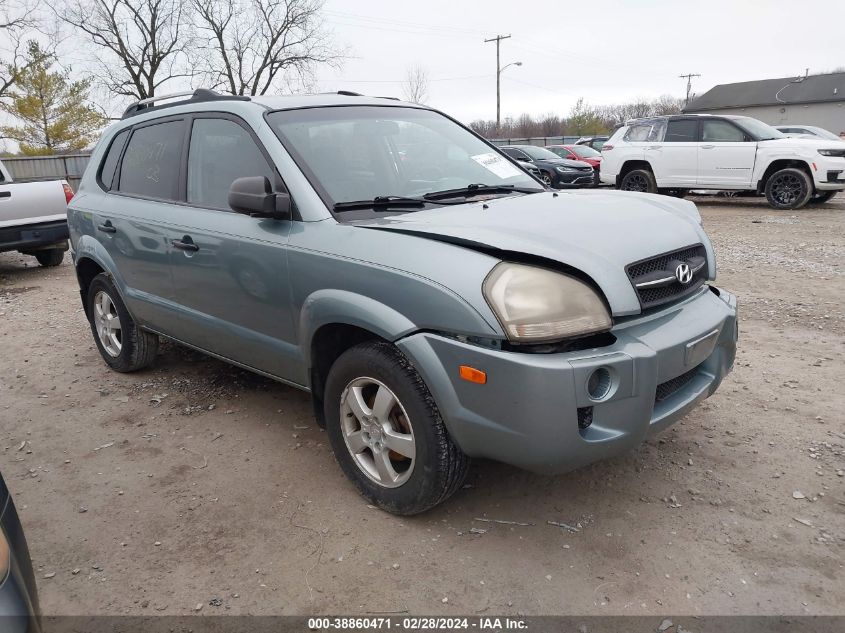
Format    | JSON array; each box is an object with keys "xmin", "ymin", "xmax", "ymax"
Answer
[{"xmin": 626, "ymin": 244, "xmax": 707, "ymax": 310}]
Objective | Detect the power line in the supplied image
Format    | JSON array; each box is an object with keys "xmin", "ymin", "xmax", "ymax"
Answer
[{"xmin": 313, "ymin": 74, "xmax": 493, "ymax": 85}]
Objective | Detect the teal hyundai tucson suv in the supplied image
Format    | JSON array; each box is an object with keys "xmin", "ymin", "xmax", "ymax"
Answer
[{"xmin": 68, "ymin": 89, "xmax": 738, "ymax": 515}]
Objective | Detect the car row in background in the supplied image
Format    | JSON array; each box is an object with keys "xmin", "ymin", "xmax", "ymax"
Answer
[
  {"xmin": 546, "ymin": 144, "xmax": 602, "ymax": 184},
  {"xmin": 500, "ymin": 145, "xmax": 596, "ymax": 188}
]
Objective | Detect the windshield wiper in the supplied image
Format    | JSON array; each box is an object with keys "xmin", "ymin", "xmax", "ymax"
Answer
[
  {"xmin": 333, "ymin": 195, "xmax": 463, "ymax": 212},
  {"xmin": 423, "ymin": 183, "xmax": 542, "ymax": 201}
]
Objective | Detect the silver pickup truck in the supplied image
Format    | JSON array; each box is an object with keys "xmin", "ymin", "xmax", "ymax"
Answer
[{"xmin": 0, "ymin": 159, "xmax": 74, "ymax": 266}]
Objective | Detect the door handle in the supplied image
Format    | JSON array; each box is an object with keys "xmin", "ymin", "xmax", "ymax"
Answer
[
  {"xmin": 171, "ymin": 237, "xmax": 199, "ymax": 252},
  {"xmin": 701, "ymin": 144, "xmax": 715, "ymax": 149},
  {"xmin": 97, "ymin": 221, "xmax": 116, "ymax": 234},
  {"xmin": 0, "ymin": 191, "xmax": 11, "ymax": 199}
]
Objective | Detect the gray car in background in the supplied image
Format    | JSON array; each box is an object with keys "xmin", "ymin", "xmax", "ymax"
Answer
[{"xmin": 67, "ymin": 90, "xmax": 738, "ymax": 514}]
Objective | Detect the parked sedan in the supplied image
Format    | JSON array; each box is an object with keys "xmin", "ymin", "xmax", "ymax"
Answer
[
  {"xmin": 500, "ymin": 145, "xmax": 595, "ymax": 188},
  {"xmin": 546, "ymin": 144, "xmax": 602, "ymax": 184},
  {"xmin": 773, "ymin": 125, "xmax": 842, "ymax": 141},
  {"xmin": 0, "ymin": 472, "xmax": 41, "ymax": 632}
]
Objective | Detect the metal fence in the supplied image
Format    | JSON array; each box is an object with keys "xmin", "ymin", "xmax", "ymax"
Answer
[
  {"xmin": 2, "ymin": 154, "xmax": 92, "ymax": 191},
  {"xmin": 489, "ymin": 136, "xmax": 584, "ymax": 147}
]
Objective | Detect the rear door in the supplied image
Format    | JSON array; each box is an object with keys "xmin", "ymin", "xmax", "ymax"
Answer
[
  {"xmin": 697, "ymin": 118, "xmax": 757, "ymax": 186},
  {"xmin": 93, "ymin": 118, "xmax": 187, "ymax": 329},
  {"xmin": 164, "ymin": 114, "xmax": 299, "ymax": 379},
  {"xmin": 646, "ymin": 118, "xmax": 700, "ymax": 186}
]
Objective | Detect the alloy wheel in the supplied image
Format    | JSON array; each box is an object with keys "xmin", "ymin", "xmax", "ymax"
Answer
[
  {"xmin": 623, "ymin": 173, "xmax": 648, "ymax": 192},
  {"xmin": 771, "ymin": 173, "xmax": 805, "ymax": 206},
  {"xmin": 339, "ymin": 377, "xmax": 416, "ymax": 488},
  {"xmin": 93, "ymin": 290, "xmax": 122, "ymax": 357}
]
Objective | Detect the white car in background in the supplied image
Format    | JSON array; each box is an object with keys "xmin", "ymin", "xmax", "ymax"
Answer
[
  {"xmin": 0, "ymin": 159, "xmax": 74, "ymax": 266},
  {"xmin": 600, "ymin": 114, "xmax": 845, "ymax": 209},
  {"xmin": 774, "ymin": 125, "xmax": 842, "ymax": 141}
]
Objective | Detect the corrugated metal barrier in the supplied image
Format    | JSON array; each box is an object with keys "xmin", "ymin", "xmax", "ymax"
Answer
[{"xmin": 2, "ymin": 154, "xmax": 91, "ymax": 191}]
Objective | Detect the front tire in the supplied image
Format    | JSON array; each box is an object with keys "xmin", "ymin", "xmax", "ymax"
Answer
[
  {"xmin": 620, "ymin": 168, "xmax": 657, "ymax": 194},
  {"xmin": 86, "ymin": 273, "xmax": 158, "ymax": 372},
  {"xmin": 808, "ymin": 190, "xmax": 837, "ymax": 204},
  {"xmin": 540, "ymin": 171, "xmax": 554, "ymax": 187},
  {"xmin": 764, "ymin": 167, "xmax": 812, "ymax": 210},
  {"xmin": 323, "ymin": 341, "xmax": 469, "ymax": 515},
  {"xmin": 33, "ymin": 248, "xmax": 65, "ymax": 267}
]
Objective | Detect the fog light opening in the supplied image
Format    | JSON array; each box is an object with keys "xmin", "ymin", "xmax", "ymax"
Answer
[{"xmin": 587, "ymin": 367, "xmax": 612, "ymax": 401}]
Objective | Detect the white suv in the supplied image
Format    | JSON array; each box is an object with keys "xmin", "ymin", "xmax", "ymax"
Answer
[{"xmin": 599, "ymin": 114, "xmax": 845, "ymax": 209}]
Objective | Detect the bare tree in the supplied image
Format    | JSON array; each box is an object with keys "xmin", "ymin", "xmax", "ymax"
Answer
[
  {"xmin": 401, "ymin": 65, "xmax": 428, "ymax": 104},
  {"xmin": 59, "ymin": 0, "xmax": 192, "ymax": 100},
  {"xmin": 0, "ymin": 0, "xmax": 44, "ymax": 100},
  {"xmin": 191, "ymin": 0, "xmax": 342, "ymax": 96}
]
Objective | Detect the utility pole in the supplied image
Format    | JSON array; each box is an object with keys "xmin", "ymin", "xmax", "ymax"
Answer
[
  {"xmin": 679, "ymin": 73, "xmax": 701, "ymax": 106},
  {"xmin": 485, "ymin": 34, "xmax": 511, "ymax": 128}
]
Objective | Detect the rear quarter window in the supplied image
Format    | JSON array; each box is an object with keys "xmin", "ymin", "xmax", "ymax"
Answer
[
  {"xmin": 98, "ymin": 129, "xmax": 129, "ymax": 190},
  {"xmin": 624, "ymin": 120, "xmax": 665, "ymax": 142},
  {"xmin": 117, "ymin": 120, "xmax": 186, "ymax": 200}
]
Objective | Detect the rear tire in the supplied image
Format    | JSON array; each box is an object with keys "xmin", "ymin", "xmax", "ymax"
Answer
[
  {"xmin": 323, "ymin": 340, "xmax": 469, "ymax": 515},
  {"xmin": 34, "ymin": 248, "xmax": 65, "ymax": 267},
  {"xmin": 86, "ymin": 273, "xmax": 158, "ymax": 372},
  {"xmin": 764, "ymin": 167, "xmax": 812, "ymax": 210},
  {"xmin": 808, "ymin": 190, "xmax": 837, "ymax": 204},
  {"xmin": 620, "ymin": 168, "xmax": 657, "ymax": 194}
]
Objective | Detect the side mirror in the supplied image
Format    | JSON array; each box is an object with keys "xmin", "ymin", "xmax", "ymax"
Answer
[{"xmin": 228, "ymin": 176, "xmax": 291, "ymax": 220}]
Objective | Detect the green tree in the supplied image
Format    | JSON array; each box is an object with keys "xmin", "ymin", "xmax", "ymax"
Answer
[
  {"xmin": 566, "ymin": 97, "xmax": 607, "ymax": 136},
  {"xmin": 0, "ymin": 42, "xmax": 106, "ymax": 155}
]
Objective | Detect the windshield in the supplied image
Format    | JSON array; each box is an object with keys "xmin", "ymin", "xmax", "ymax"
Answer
[
  {"xmin": 733, "ymin": 117, "xmax": 785, "ymax": 141},
  {"xmin": 569, "ymin": 145, "xmax": 600, "ymax": 158},
  {"xmin": 520, "ymin": 146, "xmax": 562, "ymax": 161},
  {"xmin": 267, "ymin": 106, "xmax": 542, "ymax": 211},
  {"xmin": 807, "ymin": 126, "xmax": 841, "ymax": 141}
]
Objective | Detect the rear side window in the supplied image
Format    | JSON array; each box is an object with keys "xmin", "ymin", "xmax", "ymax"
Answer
[
  {"xmin": 118, "ymin": 120, "xmax": 186, "ymax": 200},
  {"xmin": 664, "ymin": 120, "xmax": 699, "ymax": 142},
  {"xmin": 702, "ymin": 120, "xmax": 745, "ymax": 142},
  {"xmin": 98, "ymin": 129, "xmax": 129, "ymax": 190},
  {"xmin": 187, "ymin": 118, "xmax": 275, "ymax": 209},
  {"xmin": 624, "ymin": 120, "xmax": 665, "ymax": 142}
]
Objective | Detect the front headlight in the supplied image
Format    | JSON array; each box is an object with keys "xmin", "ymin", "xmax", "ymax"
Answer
[
  {"xmin": 483, "ymin": 262, "xmax": 612, "ymax": 343},
  {"xmin": 555, "ymin": 166, "xmax": 576, "ymax": 173},
  {"xmin": 818, "ymin": 148, "xmax": 845, "ymax": 157}
]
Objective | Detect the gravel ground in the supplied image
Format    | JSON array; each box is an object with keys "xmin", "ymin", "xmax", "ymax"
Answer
[{"xmin": 1, "ymin": 194, "xmax": 843, "ymax": 617}]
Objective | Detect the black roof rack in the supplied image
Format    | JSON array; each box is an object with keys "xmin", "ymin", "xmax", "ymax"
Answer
[
  {"xmin": 329, "ymin": 91, "xmax": 400, "ymax": 101},
  {"xmin": 122, "ymin": 88, "xmax": 251, "ymax": 119}
]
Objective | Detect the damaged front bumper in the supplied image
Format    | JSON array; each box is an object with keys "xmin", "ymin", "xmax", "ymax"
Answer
[{"xmin": 397, "ymin": 285, "xmax": 738, "ymax": 473}]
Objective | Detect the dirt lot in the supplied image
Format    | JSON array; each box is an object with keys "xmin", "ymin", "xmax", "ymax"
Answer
[{"xmin": 1, "ymin": 195, "xmax": 843, "ymax": 617}]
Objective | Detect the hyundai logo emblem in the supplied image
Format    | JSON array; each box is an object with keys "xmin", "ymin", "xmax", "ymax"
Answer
[{"xmin": 675, "ymin": 263, "xmax": 693, "ymax": 284}]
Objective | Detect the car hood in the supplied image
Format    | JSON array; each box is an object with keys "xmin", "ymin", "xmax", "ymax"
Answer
[
  {"xmin": 535, "ymin": 157, "xmax": 591, "ymax": 168},
  {"xmin": 759, "ymin": 137, "xmax": 844, "ymax": 151},
  {"xmin": 356, "ymin": 189, "xmax": 713, "ymax": 316}
]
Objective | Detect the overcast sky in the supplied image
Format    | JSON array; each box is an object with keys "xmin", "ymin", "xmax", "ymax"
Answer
[{"xmin": 315, "ymin": 0, "xmax": 844, "ymax": 123}]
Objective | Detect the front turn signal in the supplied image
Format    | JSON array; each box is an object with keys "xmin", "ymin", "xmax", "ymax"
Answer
[{"xmin": 459, "ymin": 365, "xmax": 487, "ymax": 384}]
